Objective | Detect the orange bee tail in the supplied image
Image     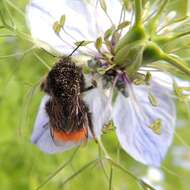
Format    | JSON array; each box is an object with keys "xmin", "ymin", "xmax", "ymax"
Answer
[{"xmin": 53, "ymin": 128, "xmax": 88, "ymax": 142}]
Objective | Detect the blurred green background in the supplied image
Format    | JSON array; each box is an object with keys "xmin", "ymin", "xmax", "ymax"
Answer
[{"xmin": 0, "ymin": 0, "xmax": 190, "ymax": 189}]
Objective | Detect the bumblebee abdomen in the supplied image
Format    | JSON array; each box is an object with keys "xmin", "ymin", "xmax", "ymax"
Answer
[
  {"xmin": 53, "ymin": 127, "xmax": 88, "ymax": 142},
  {"xmin": 43, "ymin": 58, "xmax": 95, "ymax": 142}
]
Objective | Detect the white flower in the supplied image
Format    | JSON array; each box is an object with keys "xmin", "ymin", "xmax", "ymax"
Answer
[
  {"xmin": 172, "ymin": 146, "xmax": 190, "ymax": 170},
  {"xmin": 26, "ymin": 0, "xmax": 180, "ymax": 167},
  {"xmin": 142, "ymin": 167, "xmax": 165, "ymax": 190}
]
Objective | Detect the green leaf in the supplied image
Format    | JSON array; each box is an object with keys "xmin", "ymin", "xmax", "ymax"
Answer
[
  {"xmin": 59, "ymin": 15, "xmax": 66, "ymax": 27},
  {"xmin": 95, "ymin": 37, "xmax": 103, "ymax": 51},
  {"xmin": 99, "ymin": 0, "xmax": 107, "ymax": 12}
]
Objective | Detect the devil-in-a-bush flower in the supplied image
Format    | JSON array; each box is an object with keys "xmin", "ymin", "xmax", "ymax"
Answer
[{"xmin": 27, "ymin": 0, "xmax": 190, "ymax": 167}]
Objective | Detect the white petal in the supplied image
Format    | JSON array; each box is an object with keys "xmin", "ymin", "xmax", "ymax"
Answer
[
  {"xmin": 83, "ymin": 87, "xmax": 112, "ymax": 138},
  {"xmin": 32, "ymin": 96, "xmax": 79, "ymax": 154},
  {"xmin": 152, "ymin": 72, "xmax": 190, "ymax": 89},
  {"xmin": 140, "ymin": 70, "xmax": 190, "ymax": 96},
  {"xmin": 31, "ymin": 95, "xmax": 50, "ymax": 144},
  {"xmin": 113, "ymin": 79, "xmax": 176, "ymax": 166},
  {"xmin": 26, "ymin": 0, "xmax": 123, "ymax": 55}
]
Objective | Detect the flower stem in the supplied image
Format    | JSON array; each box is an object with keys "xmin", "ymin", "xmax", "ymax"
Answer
[
  {"xmin": 134, "ymin": 0, "xmax": 142, "ymax": 26},
  {"xmin": 154, "ymin": 0, "xmax": 168, "ymax": 20},
  {"xmin": 35, "ymin": 147, "xmax": 79, "ymax": 190},
  {"xmin": 59, "ymin": 159, "xmax": 99, "ymax": 188},
  {"xmin": 97, "ymin": 139, "xmax": 137, "ymax": 180},
  {"xmin": 5, "ymin": 0, "xmax": 25, "ymax": 17},
  {"xmin": 109, "ymin": 166, "xmax": 113, "ymax": 190},
  {"xmin": 97, "ymin": 138, "xmax": 111, "ymax": 159},
  {"xmin": 162, "ymin": 53, "xmax": 190, "ymax": 76},
  {"xmin": 155, "ymin": 30, "xmax": 190, "ymax": 45},
  {"xmin": 96, "ymin": 138, "xmax": 155, "ymax": 189},
  {"xmin": 106, "ymin": 158, "xmax": 138, "ymax": 181},
  {"xmin": 171, "ymin": 30, "xmax": 190, "ymax": 41}
]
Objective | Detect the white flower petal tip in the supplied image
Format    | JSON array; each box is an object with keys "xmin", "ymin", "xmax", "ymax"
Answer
[
  {"xmin": 31, "ymin": 96, "xmax": 79, "ymax": 154},
  {"xmin": 26, "ymin": 0, "xmax": 125, "ymax": 55},
  {"xmin": 113, "ymin": 80, "xmax": 176, "ymax": 167},
  {"xmin": 155, "ymin": 73, "xmax": 190, "ymax": 91}
]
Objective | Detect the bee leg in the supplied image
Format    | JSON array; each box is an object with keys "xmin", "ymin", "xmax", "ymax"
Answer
[
  {"xmin": 84, "ymin": 86, "xmax": 94, "ymax": 91},
  {"xmin": 91, "ymin": 79, "xmax": 97, "ymax": 88},
  {"xmin": 81, "ymin": 127, "xmax": 88, "ymax": 147},
  {"xmin": 50, "ymin": 127, "xmax": 56, "ymax": 143},
  {"xmin": 40, "ymin": 75, "xmax": 51, "ymax": 94},
  {"xmin": 84, "ymin": 79, "xmax": 97, "ymax": 92}
]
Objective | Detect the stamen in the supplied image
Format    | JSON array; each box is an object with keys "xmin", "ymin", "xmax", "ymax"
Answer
[
  {"xmin": 118, "ymin": 4, "xmax": 125, "ymax": 25},
  {"xmin": 99, "ymin": 0, "xmax": 114, "ymax": 26},
  {"xmin": 148, "ymin": 119, "xmax": 162, "ymax": 135},
  {"xmin": 52, "ymin": 16, "xmax": 97, "ymax": 56},
  {"xmin": 148, "ymin": 91, "xmax": 158, "ymax": 107}
]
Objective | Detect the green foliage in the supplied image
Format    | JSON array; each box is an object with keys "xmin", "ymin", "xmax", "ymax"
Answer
[{"xmin": 0, "ymin": 0, "xmax": 190, "ymax": 190}]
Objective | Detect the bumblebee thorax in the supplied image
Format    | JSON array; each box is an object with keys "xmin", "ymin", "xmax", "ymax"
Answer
[{"xmin": 47, "ymin": 58, "xmax": 85, "ymax": 98}]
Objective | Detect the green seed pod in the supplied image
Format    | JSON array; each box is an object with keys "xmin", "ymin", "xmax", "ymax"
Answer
[
  {"xmin": 114, "ymin": 41, "xmax": 144, "ymax": 76},
  {"xmin": 142, "ymin": 42, "xmax": 164, "ymax": 64},
  {"xmin": 115, "ymin": 25, "xmax": 146, "ymax": 54},
  {"xmin": 114, "ymin": 40, "xmax": 144, "ymax": 65},
  {"xmin": 125, "ymin": 46, "xmax": 144, "ymax": 76}
]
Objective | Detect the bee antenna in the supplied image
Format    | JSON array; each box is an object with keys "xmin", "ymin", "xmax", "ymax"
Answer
[
  {"xmin": 68, "ymin": 41, "xmax": 85, "ymax": 57},
  {"xmin": 58, "ymin": 41, "xmax": 84, "ymax": 63}
]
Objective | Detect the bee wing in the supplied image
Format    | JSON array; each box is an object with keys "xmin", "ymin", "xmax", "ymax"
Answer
[
  {"xmin": 31, "ymin": 96, "xmax": 80, "ymax": 154},
  {"xmin": 51, "ymin": 87, "xmax": 112, "ymax": 143}
]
